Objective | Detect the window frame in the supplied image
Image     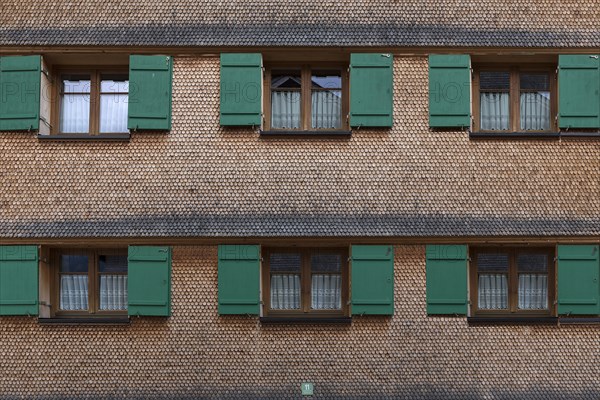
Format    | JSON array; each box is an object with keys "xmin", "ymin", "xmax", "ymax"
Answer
[
  {"xmin": 261, "ymin": 247, "xmax": 349, "ymax": 318},
  {"xmin": 472, "ymin": 64, "xmax": 558, "ymax": 133},
  {"xmin": 263, "ymin": 63, "xmax": 349, "ymax": 131},
  {"xmin": 51, "ymin": 66, "xmax": 129, "ymax": 136},
  {"xmin": 50, "ymin": 247, "xmax": 128, "ymax": 317},
  {"xmin": 469, "ymin": 246, "xmax": 556, "ymax": 317}
]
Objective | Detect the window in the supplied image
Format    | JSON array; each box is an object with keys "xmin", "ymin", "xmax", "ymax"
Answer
[
  {"xmin": 470, "ymin": 247, "xmax": 555, "ymax": 316},
  {"xmin": 264, "ymin": 65, "xmax": 348, "ymax": 131},
  {"xmin": 53, "ymin": 69, "xmax": 129, "ymax": 135},
  {"xmin": 473, "ymin": 67, "xmax": 557, "ymax": 132},
  {"xmin": 262, "ymin": 247, "xmax": 349, "ymax": 317},
  {"xmin": 51, "ymin": 248, "xmax": 127, "ymax": 316}
]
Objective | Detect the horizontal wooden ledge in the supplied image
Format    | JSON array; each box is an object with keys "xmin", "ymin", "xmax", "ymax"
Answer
[
  {"xmin": 37, "ymin": 133, "xmax": 131, "ymax": 141},
  {"xmin": 38, "ymin": 317, "xmax": 131, "ymax": 325},
  {"xmin": 260, "ymin": 130, "xmax": 352, "ymax": 137},
  {"xmin": 469, "ymin": 131, "xmax": 600, "ymax": 139},
  {"xmin": 467, "ymin": 316, "xmax": 558, "ymax": 325},
  {"xmin": 259, "ymin": 317, "xmax": 352, "ymax": 324},
  {"xmin": 558, "ymin": 317, "xmax": 600, "ymax": 325}
]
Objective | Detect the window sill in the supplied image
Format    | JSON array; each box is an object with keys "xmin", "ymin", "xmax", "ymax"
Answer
[
  {"xmin": 38, "ymin": 317, "xmax": 130, "ymax": 326},
  {"xmin": 558, "ymin": 317, "xmax": 600, "ymax": 325},
  {"xmin": 467, "ymin": 316, "xmax": 557, "ymax": 325},
  {"xmin": 37, "ymin": 133, "xmax": 131, "ymax": 142},
  {"xmin": 260, "ymin": 130, "xmax": 352, "ymax": 137},
  {"xmin": 260, "ymin": 317, "xmax": 351, "ymax": 324}
]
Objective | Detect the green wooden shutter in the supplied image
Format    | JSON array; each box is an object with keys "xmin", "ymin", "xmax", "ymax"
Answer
[
  {"xmin": 128, "ymin": 55, "xmax": 173, "ymax": 131},
  {"xmin": 428, "ymin": 55, "xmax": 471, "ymax": 128},
  {"xmin": 0, "ymin": 245, "xmax": 38, "ymax": 316},
  {"xmin": 0, "ymin": 55, "xmax": 41, "ymax": 131},
  {"xmin": 426, "ymin": 244, "xmax": 468, "ymax": 315},
  {"xmin": 218, "ymin": 245, "xmax": 260, "ymax": 314},
  {"xmin": 350, "ymin": 245, "xmax": 394, "ymax": 315},
  {"xmin": 558, "ymin": 55, "xmax": 600, "ymax": 128},
  {"xmin": 220, "ymin": 54, "xmax": 262, "ymax": 126},
  {"xmin": 557, "ymin": 245, "xmax": 600, "ymax": 315},
  {"xmin": 349, "ymin": 54, "xmax": 393, "ymax": 127},
  {"xmin": 128, "ymin": 246, "xmax": 172, "ymax": 316}
]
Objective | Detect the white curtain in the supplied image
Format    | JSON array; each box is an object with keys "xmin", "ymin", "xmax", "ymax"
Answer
[
  {"xmin": 311, "ymin": 91, "xmax": 341, "ymax": 129},
  {"xmin": 478, "ymin": 274, "xmax": 508, "ymax": 309},
  {"xmin": 311, "ymin": 275, "xmax": 342, "ymax": 310},
  {"xmin": 271, "ymin": 91, "xmax": 301, "ymax": 129},
  {"xmin": 518, "ymin": 274, "xmax": 548, "ymax": 310},
  {"xmin": 520, "ymin": 92, "xmax": 550, "ymax": 130},
  {"xmin": 100, "ymin": 94, "xmax": 128, "ymax": 133},
  {"xmin": 99, "ymin": 275, "xmax": 128, "ymax": 311},
  {"xmin": 270, "ymin": 274, "xmax": 301, "ymax": 309},
  {"xmin": 480, "ymin": 93, "xmax": 510, "ymax": 130},
  {"xmin": 60, "ymin": 95, "xmax": 90, "ymax": 133},
  {"xmin": 60, "ymin": 275, "xmax": 89, "ymax": 310}
]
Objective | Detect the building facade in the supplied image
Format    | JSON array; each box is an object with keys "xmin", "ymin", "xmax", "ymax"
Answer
[{"xmin": 1, "ymin": 1, "xmax": 600, "ymax": 398}]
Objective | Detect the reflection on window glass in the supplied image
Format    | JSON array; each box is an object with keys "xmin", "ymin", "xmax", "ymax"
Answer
[
  {"xmin": 100, "ymin": 75, "xmax": 129, "ymax": 133},
  {"xmin": 311, "ymin": 71, "xmax": 342, "ymax": 129},
  {"xmin": 270, "ymin": 253, "xmax": 301, "ymax": 310},
  {"xmin": 520, "ymin": 73, "xmax": 550, "ymax": 131},
  {"xmin": 59, "ymin": 254, "xmax": 89, "ymax": 311},
  {"xmin": 477, "ymin": 253, "xmax": 509, "ymax": 310},
  {"xmin": 271, "ymin": 72, "xmax": 301, "ymax": 129},
  {"xmin": 480, "ymin": 71, "xmax": 510, "ymax": 131}
]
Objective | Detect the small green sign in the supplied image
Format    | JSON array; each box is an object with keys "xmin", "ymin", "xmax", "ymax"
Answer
[{"xmin": 301, "ymin": 382, "xmax": 314, "ymax": 396}]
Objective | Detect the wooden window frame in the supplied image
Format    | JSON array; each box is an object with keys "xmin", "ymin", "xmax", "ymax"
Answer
[
  {"xmin": 469, "ymin": 246, "xmax": 556, "ymax": 317},
  {"xmin": 263, "ymin": 63, "xmax": 349, "ymax": 131},
  {"xmin": 472, "ymin": 64, "xmax": 557, "ymax": 133},
  {"xmin": 51, "ymin": 66, "xmax": 129, "ymax": 136},
  {"xmin": 50, "ymin": 248, "xmax": 128, "ymax": 317},
  {"xmin": 261, "ymin": 247, "xmax": 349, "ymax": 318}
]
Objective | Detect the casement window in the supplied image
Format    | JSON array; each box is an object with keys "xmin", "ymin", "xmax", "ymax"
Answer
[
  {"xmin": 263, "ymin": 66, "xmax": 348, "ymax": 131},
  {"xmin": 51, "ymin": 248, "xmax": 128, "ymax": 316},
  {"xmin": 469, "ymin": 247, "xmax": 555, "ymax": 316},
  {"xmin": 54, "ymin": 69, "xmax": 129, "ymax": 135},
  {"xmin": 473, "ymin": 67, "xmax": 557, "ymax": 132},
  {"xmin": 262, "ymin": 247, "xmax": 349, "ymax": 317}
]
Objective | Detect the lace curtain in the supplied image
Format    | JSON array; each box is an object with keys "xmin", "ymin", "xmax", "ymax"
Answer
[
  {"xmin": 60, "ymin": 275, "xmax": 89, "ymax": 310},
  {"xmin": 520, "ymin": 92, "xmax": 550, "ymax": 130},
  {"xmin": 478, "ymin": 274, "xmax": 508, "ymax": 309},
  {"xmin": 271, "ymin": 91, "xmax": 301, "ymax": 129},
  {"xmin": 99, "ymin": 275, "xmax": 128, "ymax": 311},
  {"xmin": 311, "ymin": 91, "xmax": 341, "ymax": 129},
  {"xmin": 480, "ymin": 93, "xmax": 510, "ymax": 130}
]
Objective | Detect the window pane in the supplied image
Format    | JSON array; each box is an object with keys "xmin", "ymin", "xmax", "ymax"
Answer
[
  {"xmin": 311, "ymin": 72, "xmax": 341, "ymax": 89},
  {"xmin": 478, "ymin": 274, "xmax": 508, "ymax": 309},
  {"xmin": 520, "ymin": 73, "xmax": 550, "ymax": 91},
  {"xmin": 60, "ymin": 77, "xmax": 91, "ymax": 134},
  {"xmin": 100, "ymin": 77, "xmax": 129, "ymax": 133},
  {"xmin": 311, "ymin": 91, "xmax": 341, "ymax": 129},
  {"xmin": 517, "ymin": 254, "xmax": 548, "ymax": 273},
  {"xmin": 271, "ymin": 91, "xmax": 301, "ymax": 129},
  {"xmin": 480, "ymin": 93, "xmax": 510, "ymax": 130},
  {"xmin": 518, "ymin": 274, "xmax": 548, "ymax": 310},
  {"xmin": 311, "ymin": 254, "xmax": 341, "ymax": 273},
  {"xmin": 270, "ymin": 253, "xmax": 301, "ymax": 272},
  {"xmin": 311, "ymin": 275, "xmax": 342, "ymax": 310},
  {"xmin": 520, "ymin": 92, "xmax": 550, "ymax": 130},
  {"xmin": 59, "ymin": 255, "xmax": 88, "ymax": 273},
  {"xmin": 99, "ymin": 255, "xmax": 128, "ymax": 273},
  {"xmin": 477, "ymin": 253, "xmax": 509, "ymax": 272},
  {"xmin": 62, "ymin": 77, "xmax": 91, "ymax": 93},
  {"xmin": 480, "ymin": 72, "xmax": 510, "ymax": 90},
  {"xmin": 99, "ymin": 275, "xmax": 128, "ymax": 311},
  {"xmin": 60, "ymin": 275, "xmax": 89, "ymax": 310},
  {"xmin": 270, "ymin": 274, "xmax": 301, "ymax": 309}
]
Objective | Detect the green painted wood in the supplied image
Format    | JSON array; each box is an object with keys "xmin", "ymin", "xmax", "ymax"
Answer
[
  {"xmin": 0, "ymin": 245, "xmax": 39, "ymax": 315},
  {"xmin": 557, "ymin": 245, "xmax": 600, "ymax": 315},
  {"xmin": 218, "ymin": 245, "xmax": 260, "ymax": 314},
  {"xmin": 0, "ymin": 55, "xmax": 41, "ymax": 131},
  {"xmin": 220, "ymin": 54, "xmax": 262, "ymax": 126},
  {"xmin": 426, "ymin": 244, "xmax": 468, "ymax": 315},
  {"xmin": 349, "ymin": 53, "xmax": 393, "ymax": 127},
  {"xmin": 428, "ymin": 55, "xmax": 471, "ymax": 128},
  {"xmin": 558, "ymin": 55, "xmax": 600, "ymax": 128},
  {"xmin": 128, "ymin": 246, "xmax": 172, "ymax": 316},
  {"xmin": 128, "ymin": 55, "xmax": 173, "ymax": 131},
  {"xmin": 350, "ymin": 245, "xmax": 394, "ymax": 315}
]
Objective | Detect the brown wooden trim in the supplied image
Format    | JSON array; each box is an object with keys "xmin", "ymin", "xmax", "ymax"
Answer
[
  {"xmin": 262, "ymin": 246, "xmax": 349, "ymax": 318},
  {"xmin": 469, "ymin": 246, "xmax": 556, "ymax": 317}
]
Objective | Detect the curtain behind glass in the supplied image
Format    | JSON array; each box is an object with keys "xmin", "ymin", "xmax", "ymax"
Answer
[
  {"xmin": 311, "ymin": 275, "xmax": 341, "ymax": 310},
  {"xmin": 270, "ymin": 274, "xmax": 301, "ymax": 309},
  {"xmin": 480, "ymin": 93, "xmax": 510, "ymax": 130},
  {"xmin": 518, "ymin": 274, "xmax": 548, "ymax": 310},
  {"xmin": 478, "ymin": 274, "xmax": 508, "ymax": 309},
  {"xmin": 100, "ymin": 79, "xmax": 129, "ymax": 133},
  {"xmin": 520, "ymin": 92, "xmax": 550, "ymax": 130},
  {"xmin": 60, "ymin": 275, "xmax": 89, "ymax": 310},
  {"xmin": 60, "ymin": 78, "xmax": 91, "ymax": 133},
  {"xmin": 271, "ymin": 91, "xmax": 301, "ymax": 129},
  {"xmin": 99, "ymin": 275, "xmax": 128, "ymax": 311},
  {"xmin": 311, "ymin": 91, "xmax": 341, "ymax": 129}
]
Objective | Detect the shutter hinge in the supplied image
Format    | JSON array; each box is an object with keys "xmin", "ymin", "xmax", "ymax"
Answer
[
  {"xmin": 467, "ymin": 257, "xmax": 472, "ymax": 262},
  {"xmin": 41, "ymin": 68, "xmax": 53, "ymax": 82},
  {"xmin": 590, "ymin": 55, "xmax": 599, "ymax": 59},
  {"xmin": 381, "ymin": 54, "xmax": 391, "ymax": 58},
  {"xmin": 40, "ymin": 116, "xmax": 52, "ymax": 129}
]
